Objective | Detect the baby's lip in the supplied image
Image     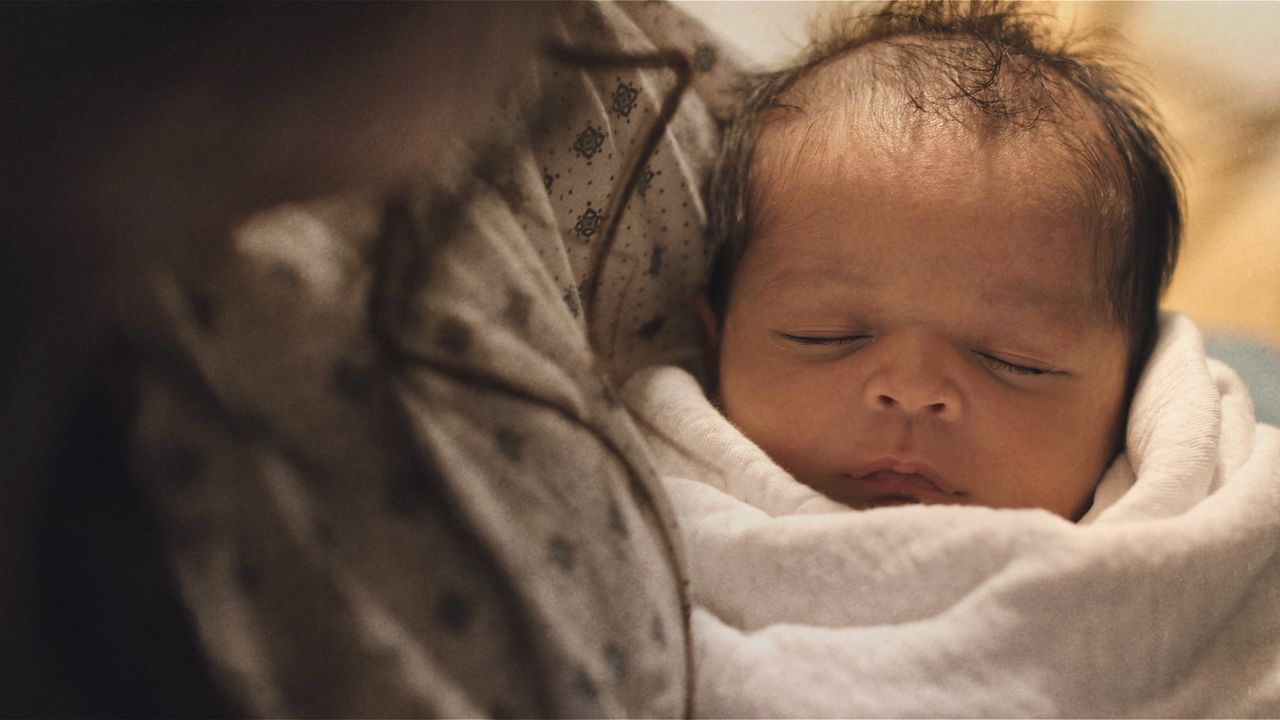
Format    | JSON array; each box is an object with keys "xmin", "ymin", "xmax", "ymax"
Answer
[{"xmin": 848, "ymin": 457, "xmax": 961, "ymax": 497}]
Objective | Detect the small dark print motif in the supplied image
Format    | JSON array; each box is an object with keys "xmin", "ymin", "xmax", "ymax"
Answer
[
  {"xmin": 627, "ymin": 476, "xmax": 647, "ymax": 504},
  {"xmin": 573, "ymin": 123, "xmax": 607, "ymax": 160},
  {"xmin": 693, "ymin": 42, "xmax": 718, "ymax": 73},
  {"xmin": 186, "ymin": 287, "xmax": 218, "ymax": 332},
  {"xmin": 636, "ymin": 314, "xmax": 666, "ymax": 340},
  {"xmin": 436, "ymin": 317, "xmax": 472, "ymax": 355},
  {"xmin": 548, "ymin": 534, "xmax": 576, "ymax": 570},
  {"xmin": 574, "ymin": 667, "xmax": 599, "ymax": 699},
  {"xmin": 611, "ymin": 81, "xmax": 640, "ymax": 118},
  {"xmin": 607, "ymin": 501, "xmax": 628, "ymax": 537},
  {"xmin": 235, "ymin": 553, "xmax": 262, "ymax": 597},
  {"xmin": 647, "ymin": 245, "xmax": 664, "ymax": 277},
  {"xmin": 575, "ymin": 204, "xmax": 605, "ymax": 238},
  {"xmin": 597, "ymin": 382, "xmax": 620, "ymax": 409},
  {"xmin": 651, "ymin": 614, "xmax": 667, "ymax": 646},
  {"xmin": 435, "ymin": 589, "xmax": 474, "ymax": 633},
  {"xmin": 495, "ymin": 175, "xmax": 526, "ymax": 209},
  {"xmin": 543, "ymin": 170, "xmax": 559, "ymax": 192},
  {"xmin": 495, "ymin": 427, "xmax": 524, "ymax": 462},
  {"xmin": 563, "ymin": 288, "xmax": 581, "ymax": 317},
  {"xmin": 637, "ymin": 166, "xmax": 659, "ymax": 197},
  {"xmin": 268, "ymin": 261, "xmax": 304, "ymax": 288},
  {"xmin": 504, "ymin": 287, "xmax": 532, "ymax": 329},
  {"xmin": 332, "ymin": 358, "xmax": 376, "ymax": 406},
  {"xmin": 604, "ymin": 641, "xmax": 628, "ymax": 681},
  {"xmin": 582, "ymin": 2, "xmax": 606, "ymax": 32}
]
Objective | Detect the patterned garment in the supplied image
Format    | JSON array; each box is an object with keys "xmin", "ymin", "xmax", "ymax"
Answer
[{"xmin": 115, "ymin": 2, "xmax": 742, "ymax": 715}]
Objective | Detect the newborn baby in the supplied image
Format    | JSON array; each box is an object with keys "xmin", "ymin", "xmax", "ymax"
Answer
[
  {"xmin": 616, "ymin": 7, "xmax": 1280, "ymax": 715},
  {"xmin": 698, "ymin": 1, "xmax": 1181, "ymax": 520},
  {"xmin": 620, "ymin": 8, "xmax": 1280, "ymax": 714}
]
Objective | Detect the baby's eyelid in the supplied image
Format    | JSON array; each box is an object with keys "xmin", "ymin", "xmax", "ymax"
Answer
[
  {"xmin": 779, "ymin": 332, "xmax": 872, "ymax": 345},
  {"xmin": 975, "ymin": 350, "xmax": 1053, "ymax": 375}
]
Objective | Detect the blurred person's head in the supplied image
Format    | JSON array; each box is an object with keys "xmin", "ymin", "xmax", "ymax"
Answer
[{"xmin": 0, "ymin": 5, "xmax": 548, "ymax": 713}]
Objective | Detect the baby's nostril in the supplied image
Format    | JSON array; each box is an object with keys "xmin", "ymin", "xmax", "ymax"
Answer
[
  {"xmin": 928, "ymin": 402, "xmax": 946, "ymax": 413},
  {"xmin": 878, "ymin": 395, "xmax": 897, "ymax": 408}
]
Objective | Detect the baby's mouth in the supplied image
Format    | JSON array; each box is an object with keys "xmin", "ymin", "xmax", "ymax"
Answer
[
  {"xmin": 803, "ymin": 460, "xmax": 964, "ymax": 509},
  {"xmin": 845, "ymin": 458, "xmax": 964, "ymax": 501},
  {"xmin": 855, "ymin": 469, "xmax": 951, "ymax": 498}
]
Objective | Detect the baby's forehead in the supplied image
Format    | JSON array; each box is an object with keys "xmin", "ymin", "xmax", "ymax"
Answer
[
  {"xmin": 742, "ymin": 144, "xmax": 1118, "ymax": 333},
  {"xmin": 753, "ymin": 107, "xmax": 1111, "ymax": 246},
  {"xmin": 747, "ymin": 58, "xmax": 1124, "ymax": 325},
  {"xmin": 759, "ymin": 110, "xmax": 1084, "ymax": 188},
  {"xmin": 752, "ymin": 37, "xmax": 1126, "ymax": 262}
]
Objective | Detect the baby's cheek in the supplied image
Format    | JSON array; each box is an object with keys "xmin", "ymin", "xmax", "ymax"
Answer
[
  {"xmin": 981, "ymin": 394, "xmax": 1115, "ymax": 516},
  {"xmin": 725, "ymin": 372, "xmax": 841, "ymax": 477}
]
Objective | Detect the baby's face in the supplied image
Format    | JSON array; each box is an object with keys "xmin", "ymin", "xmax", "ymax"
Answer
[{"xmin": 715, "ymin": 130, "xmax": 1130, "ymax": 519}]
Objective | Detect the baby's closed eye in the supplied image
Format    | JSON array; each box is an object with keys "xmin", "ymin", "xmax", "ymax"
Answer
[
  {"xmin": 975, "ymin": 352, "xmax": 1052, "ymax": 375},
  {"xmin": 779, "ymin": 332, "xmax": 871, "ymax": 346}
]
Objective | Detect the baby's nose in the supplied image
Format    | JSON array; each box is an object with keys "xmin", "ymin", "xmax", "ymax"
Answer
[
  {"xmin": 862, "ymin": 337, "xmax": 962, "ymax": 421},
  {"xmin": 869, "ymin": 391, "xmax": 955, "ymax": 418}
]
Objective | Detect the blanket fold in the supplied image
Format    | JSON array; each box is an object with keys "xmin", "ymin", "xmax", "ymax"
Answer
[{"xmin": 624, "ymin": 313, "xmax": 1280, "ymax": 717}]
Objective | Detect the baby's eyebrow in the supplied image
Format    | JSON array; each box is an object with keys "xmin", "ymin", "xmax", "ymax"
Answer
[
  {"xmin": 758, "ymin": 261, "xmax": 867, "ymax": 294},
  {"xmin": 978, "ymin": 279, "xmax": 1101, "ymax": 328},
  {"xmin": 760, "ymin": 262, "xmax": 1100, "ymax": 329}
]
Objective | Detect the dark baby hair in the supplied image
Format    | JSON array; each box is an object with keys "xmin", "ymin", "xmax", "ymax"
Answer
[{"xmin": 704, "ymin": 0, "xmax": 1182, "ymax": 394}]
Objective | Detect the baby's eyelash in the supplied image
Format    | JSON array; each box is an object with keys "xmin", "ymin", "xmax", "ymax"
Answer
[
  {"xmin": 781, "ymin": 333, "xmax": 871, "ymax": 346},
  {"xmin": 977, "ymin": 352, "xmax": 1051, "ymax": 376},
  {"xmin": 780, "ymin": 334, "xmax": 1054, "ymax": 374}
]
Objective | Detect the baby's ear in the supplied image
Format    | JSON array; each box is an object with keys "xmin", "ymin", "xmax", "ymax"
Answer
[{"xmin": 694, "ymin": 290, "xmax": 720, "ymax": 391}]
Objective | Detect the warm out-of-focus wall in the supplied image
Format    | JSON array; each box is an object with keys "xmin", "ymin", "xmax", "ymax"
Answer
[
  {"xmin": 1085, "ymin": 2, "xmax": 1280, "ymax": 348},
  {"xmin": 678, "ymin": 1, "xmax": 1280, "ymax": 347}
]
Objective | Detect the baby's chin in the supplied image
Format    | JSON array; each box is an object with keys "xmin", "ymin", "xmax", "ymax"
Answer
[
  {"xmin": 858, "ymin": 494, "xmax": 925, "ymax": 509},
  {"xmin": 832, "ymin": 492, "xmax": 969, "ymax": 511},
  {"xmin": 801, "ymin": 473, "xmax": 1097, "ymax": 520}
]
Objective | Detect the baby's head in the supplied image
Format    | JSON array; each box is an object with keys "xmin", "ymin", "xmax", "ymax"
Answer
[{"xmin": 702, "ymin": 1, "xmax": 1181, "ymax": 519}]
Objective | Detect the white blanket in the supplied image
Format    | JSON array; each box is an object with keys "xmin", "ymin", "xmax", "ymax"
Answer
[{"xmin": 623, "ymin": 313, "xmax": 1280, "ymax": 717}]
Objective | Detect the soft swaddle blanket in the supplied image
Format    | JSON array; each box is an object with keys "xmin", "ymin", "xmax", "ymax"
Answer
[{"xmin": 623, "ymin": 312, "xmax": 1280, "ymax": 717}]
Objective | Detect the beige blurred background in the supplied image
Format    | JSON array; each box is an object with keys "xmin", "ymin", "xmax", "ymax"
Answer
[{"xmin": 679, "ymin": 1, "xmax": 1280, "ymax": 348}]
